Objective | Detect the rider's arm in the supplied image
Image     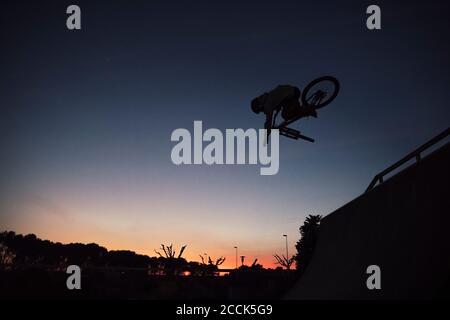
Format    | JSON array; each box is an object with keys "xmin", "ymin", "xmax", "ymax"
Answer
[{"xmin": 264, "ymin": 110, "xmax": 273, "ymax": 139}]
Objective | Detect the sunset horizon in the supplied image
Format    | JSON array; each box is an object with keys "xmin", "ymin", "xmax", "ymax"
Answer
[{"xmin": 2, "ymin": 0, "xmax": 449, "ymax": 305}]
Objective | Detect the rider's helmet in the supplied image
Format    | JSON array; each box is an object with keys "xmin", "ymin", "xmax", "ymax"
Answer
[{"xmin": 251, "ymin": 98, "xmax": 262, "ymax": 114}]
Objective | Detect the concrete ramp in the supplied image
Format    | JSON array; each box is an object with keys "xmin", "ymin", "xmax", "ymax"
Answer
[{"xmin": 288, "ymin": 141, "xmax": 450, "ymax": 299}]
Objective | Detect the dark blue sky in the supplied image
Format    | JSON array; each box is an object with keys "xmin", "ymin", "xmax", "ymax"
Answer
[{"xmin": 1, "ymin": 0, "xmax": 449, "ymax": 266}]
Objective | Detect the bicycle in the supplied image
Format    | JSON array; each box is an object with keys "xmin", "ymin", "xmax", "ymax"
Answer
[{"xmin": 271, "ymin": 76, "xmax": 340, "ymax": 143}]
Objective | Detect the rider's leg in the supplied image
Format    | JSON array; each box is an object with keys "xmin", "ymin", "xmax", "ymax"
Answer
[
  {"xmin": 281, "ymin": 100, "xmax": 301, "ymax": 120},
  {"xmin": 281, "ymin": 87, "xmax": 301, "ymax": 121},
  {"xmin": 282, "ymin": 101, "xmax": 317, "ymax": 120}
]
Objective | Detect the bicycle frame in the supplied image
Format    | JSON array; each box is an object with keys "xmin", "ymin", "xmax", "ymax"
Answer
[{"xmin": 271, "ymin": 108, "xmax": 315, "ymax": 143}]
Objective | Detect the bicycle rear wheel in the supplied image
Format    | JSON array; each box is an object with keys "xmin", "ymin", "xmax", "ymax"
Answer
[{"xmin": 301, "ymin": 76, "xmax": 340, "ymax": 110}]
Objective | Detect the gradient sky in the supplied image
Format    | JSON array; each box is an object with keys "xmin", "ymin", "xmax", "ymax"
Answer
[{"xmin": 1, "ymin": 0, "xmax": 449, "ymax": 268}]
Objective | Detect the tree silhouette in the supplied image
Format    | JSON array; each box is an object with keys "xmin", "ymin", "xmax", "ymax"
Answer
[
  {"xmin": 295, "ymin": 214, "xmax": 322, "ymax": 273},
  {"xmin": 199, "ymin": 254, "xmax": 225, "ymax": 267},
  {"xmin": 238, "ymin": 258, "xmax": 264, "ymax": 271},
  {"xmin": 154, "ymin": 243, "xmax": 188, "ymax": 275},
  {"xmin": 250, "ymin": 258, "xmax": 263, "ymax": 270},
  {"xmin": 273, "ymin": 253, "xmax": 295, "ymax": 270},
  {"xmin": 198, "ymin": 254, "xmax": 226, "ymax": 276},
  {"xmin": 154, "ymin": 243, "xmax": 186, "ymax": 259}
]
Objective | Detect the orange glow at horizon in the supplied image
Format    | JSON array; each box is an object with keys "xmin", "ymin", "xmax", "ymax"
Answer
[
  {"xmin": 3, "ymin": 213, "xmax": 296, "ymax": 270},
  {"xmin": 1, "ymin": 181, "xmax": 302, "ymax": 271}
]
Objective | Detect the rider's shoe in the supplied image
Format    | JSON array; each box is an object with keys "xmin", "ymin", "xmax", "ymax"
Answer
[{"xmin": 305, "ymin": 106, "xmax": 318, "ymax": 118}]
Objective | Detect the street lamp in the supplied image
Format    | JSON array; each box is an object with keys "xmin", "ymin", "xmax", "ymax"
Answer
[
  {"xmin": 283, "ymin": 234, "xmax": 288, "ymax": 259},
  {"xmin": 234, "ymin": 246, "xmax": 238, "ymax": 269}
]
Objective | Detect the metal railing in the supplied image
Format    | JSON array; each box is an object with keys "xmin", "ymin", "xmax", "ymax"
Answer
[{"xmin": 365, "ymin": 127, "xmax": 450, "ymax": 193}]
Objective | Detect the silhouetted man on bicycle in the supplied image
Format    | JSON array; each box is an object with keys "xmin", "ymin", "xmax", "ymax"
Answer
[{"xmin": 251, "ymin": 85, "xmax": 317, "ymax": 136}]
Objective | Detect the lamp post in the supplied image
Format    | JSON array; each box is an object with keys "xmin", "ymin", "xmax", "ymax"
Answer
[
  {"xmin": 234, "ymin": 246, "xmax": 238, "ymax": 269},
  {"xmin": 283, "ymin": 234, "xmax": 288, "ymax": 259}
]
